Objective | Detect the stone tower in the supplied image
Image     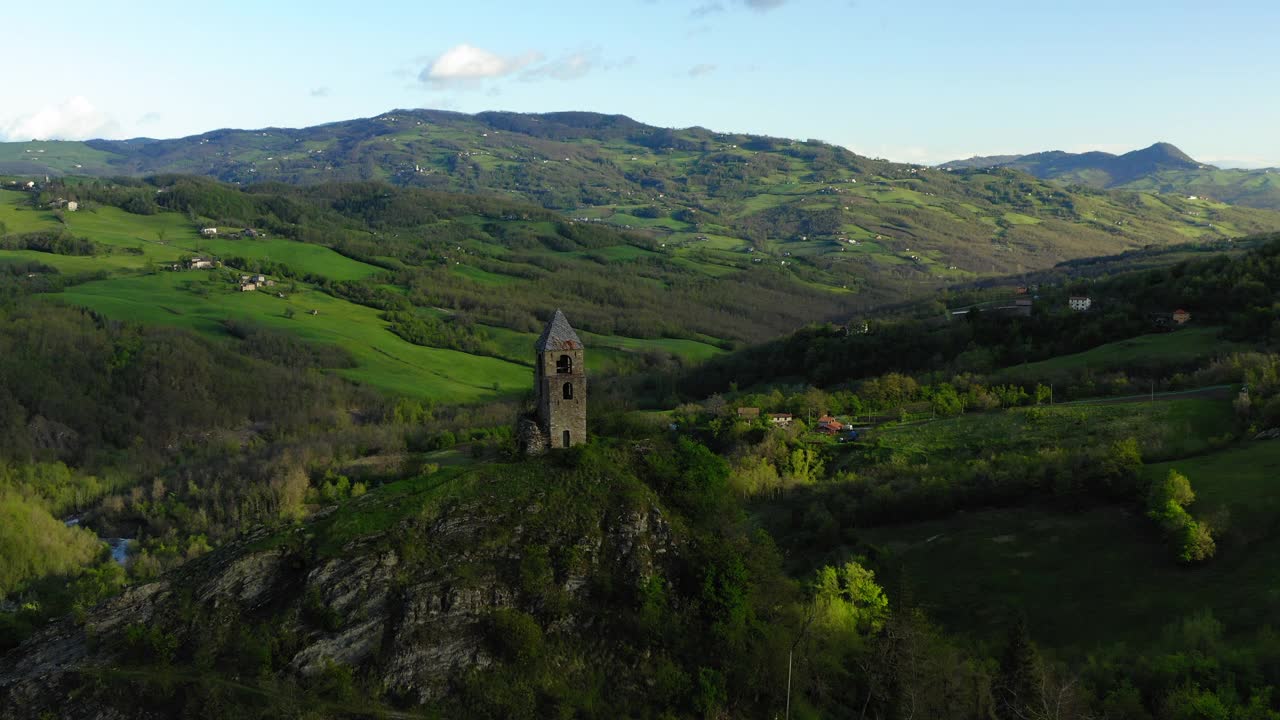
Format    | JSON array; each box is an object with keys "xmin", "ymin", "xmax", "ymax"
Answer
[{"xmin": 533, "ymin": 309, "xmax": 586, "ymax": 449}]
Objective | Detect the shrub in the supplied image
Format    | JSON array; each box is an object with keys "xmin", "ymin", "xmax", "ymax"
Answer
[{"xmin": 487, "ymin": 609, "xmax": 544, "ymax": 663}]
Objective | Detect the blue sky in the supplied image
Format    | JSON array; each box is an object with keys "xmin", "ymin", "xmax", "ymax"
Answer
[{"xmin": 3, "ymin": 0, "xmax": 1278, "ymax": 166}]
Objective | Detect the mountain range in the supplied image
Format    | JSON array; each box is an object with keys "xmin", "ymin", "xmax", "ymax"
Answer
[
  {"xmin": 941, "ymin": 142, "xmax": 1280, "ymax": 209},
  {"xmin": 3, "ymin": 110, "xmax": 1280, "ymax": 293}
]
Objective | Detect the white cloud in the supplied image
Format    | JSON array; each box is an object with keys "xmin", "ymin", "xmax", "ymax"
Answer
[
  {"xmin": 421, "ymin": 44, "xmax": 630, "ymax": 89},
  {"xmin": 688, "ymin": 63, "xmax": 718, "ymax": 78},
  {"xmin": 309, "ymin": 86, "xmax": 330, "ymax": 98},
  {"xmin": 137, "ymin": 111, "xmax": 162, "ymax": 125},
  {"xmin": 1, "ymin": 96, "xmax": 119, "ymax": 141},
  {"xmin": 522, "ymin": 51, "xmax": 598, "ymax": 81},
  {"xmin": 420, "ymin": 44, "xmax": 543, "ymax": 87}
]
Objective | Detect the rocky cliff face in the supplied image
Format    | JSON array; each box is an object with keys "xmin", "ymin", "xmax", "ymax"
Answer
[{"xmin": 0, "ymin": 467, "xmax": 679, "ymax": 718}]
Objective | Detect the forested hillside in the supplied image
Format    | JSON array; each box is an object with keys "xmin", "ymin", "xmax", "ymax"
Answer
[
  {"xmin": 4, "ymin": 109, "xmax": 1280, "ymax": 289},
  {"xmin": 687, "ymin": 231, "xmax": 1280, "ymax": 395}
]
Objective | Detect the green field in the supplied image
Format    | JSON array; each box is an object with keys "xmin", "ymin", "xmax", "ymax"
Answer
[
  {"xmin": 56, "ymin": 272, "xmax": 530, "ymax": 402},
  {"xmin": 872, "ymin": 396, "xmax": 1233, "ymax": 465},
  {"xmin": 0, "ymin": 191, "xmax": 383, "ymax": 282},
  {"xmin": 996, "ymin": 327, "xmax": 1234, "ymax": 383}
]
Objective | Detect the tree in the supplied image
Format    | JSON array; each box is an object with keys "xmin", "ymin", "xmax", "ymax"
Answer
[
  {"xmin": 812, "ymin": 560, "xmax": 888, "ymax": 637},
  {"xmin": 1149, "ymin": 469, "xmax": 1195, "ymax": 508},
  {"xmin": 993, "ymin": 615, "xmax": 1042, "ymax": 720},
  {"xmin": 786, "ymin": 447, "xmax": 824, "ymax": 486},
  {"xmin": 930, "ymin": 383, "xmax": 964, "ymax": 417},
  {"xmin": 1180, "ymin": 520, "xmax": 1216, "ymax": 563},
  {"xmin": 1147, "ymin": 469, "xmax": 1215, "ymax": 564},
  {"xmin": 1102, "ymin": 437, "xmax": 1143, "ymax": 490}
]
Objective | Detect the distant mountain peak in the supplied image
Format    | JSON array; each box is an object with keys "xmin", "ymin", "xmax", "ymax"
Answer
[
  {"xmin": 939, "ymin": 141, "xmax": 1217, "ymax": 186},
  {"xmin": 1127, "ymin": 142, "xmax": 1198, "ymax": 166}
]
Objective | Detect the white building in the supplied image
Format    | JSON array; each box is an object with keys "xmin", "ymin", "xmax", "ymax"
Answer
[
  {"xmin": 201, "ymin": 228, "xmax": 218, "ymax": 237},
  {"xmin": 1068, "ymin": 296, "xmax": 1092, "ymax": 312}
]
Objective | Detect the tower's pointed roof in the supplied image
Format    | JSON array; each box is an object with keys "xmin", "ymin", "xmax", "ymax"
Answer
[{"xmin": 535, "ymin": 309, "xmax": 583, "ymax": 351}]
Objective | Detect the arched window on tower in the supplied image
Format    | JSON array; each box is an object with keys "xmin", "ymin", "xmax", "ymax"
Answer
[
  {"xmin": 556, "ymin": 354, "xmax": 572, "ymax": 374},
  {"xmin": 562, "ymin": 382, "xmax": 574, "ymax": 400}
]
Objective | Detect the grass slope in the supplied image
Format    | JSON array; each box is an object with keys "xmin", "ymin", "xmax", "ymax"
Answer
[
  {"xmin": 995, "ymin": 327, "xmax": 1234, "ymax": 383},
  {"xmin": 57, "ymin": 273, "xmax": 529, "ymax": 402},
  {"xmin": 1, "ymin": 188, "xmax": 722, "ymax": 401}
]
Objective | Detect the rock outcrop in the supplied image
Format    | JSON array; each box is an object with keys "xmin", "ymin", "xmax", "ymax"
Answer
[{"xmin": 0, "ymin": 471, "xmax": 679, "ymax": 717}]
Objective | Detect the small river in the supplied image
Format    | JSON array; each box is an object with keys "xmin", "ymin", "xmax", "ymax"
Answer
[{"xmin": 64, "ymin": 516, "xmax": 131, "ymax": 566}]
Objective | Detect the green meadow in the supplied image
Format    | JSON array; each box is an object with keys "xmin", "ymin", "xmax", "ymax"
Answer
[
  {"xmin": 56, "ymin": 272, "xmax": 529, "ymax": 402},
  {"xmin": 871, "ymin": 397, "xmax": 1233, "ymax": 468},
  {"xmin": 996, "ymin": 326, "xmax": 1234, "ymax": 383}
]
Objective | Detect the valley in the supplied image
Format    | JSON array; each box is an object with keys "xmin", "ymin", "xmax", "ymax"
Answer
[{"xmin": 4, "ymin": 118, "xmax": 1280, "ymax": 719}]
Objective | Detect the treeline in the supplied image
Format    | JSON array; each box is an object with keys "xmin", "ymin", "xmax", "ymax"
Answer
[
  {"xmin": 0, "ymin": 229, "xmax": 98, "ymax": 256},
  {"xmin": 382, "ymin": 310, "xmax": 507, "ymax": 360}
]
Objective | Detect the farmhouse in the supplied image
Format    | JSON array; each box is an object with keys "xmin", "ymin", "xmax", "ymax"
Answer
[
  {"xmin": 201, "ymin": 228, "xmax": 218, "ymax": 238},
  {"xmin": 768, "ymin": 413, "xmax": 794, "ymax": 427},
  {"xmin": 188, "ymin": 257, "xmax": 215, "ymax": 270},
  {"xmin": 815, "ymin": 415, "xmax": 845, "ymax": 435},
  {"xmin": 1173, "ymin": 309, "xmax": 1191, "ymax": 325},
  {"xmin": 1068, "ymin": 296, "xmax": 1092, "ymax": 311},
  {"xmin": 66, "ymin": 201, "xmax": 78, "ymax": 212},
  {"xmin": 737, "ymin": 407, "xmax": 761, "ymax": 420}
]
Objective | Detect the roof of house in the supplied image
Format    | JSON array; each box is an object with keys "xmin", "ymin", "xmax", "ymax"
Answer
[{"xmin": 535, "ymin": 309, "xmax": 583, "ymax": 351}]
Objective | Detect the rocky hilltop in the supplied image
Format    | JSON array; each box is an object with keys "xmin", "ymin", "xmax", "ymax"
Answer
[{"xmin": 0, "ymin": 450, "xmax": 700, "ymax": 718}]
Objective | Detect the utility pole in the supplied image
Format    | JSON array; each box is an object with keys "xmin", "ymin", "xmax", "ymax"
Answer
[{"xmin": 786, "ymin": 609, "xmax": 816, "ymax": 720}]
